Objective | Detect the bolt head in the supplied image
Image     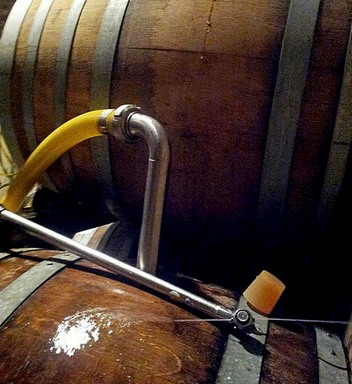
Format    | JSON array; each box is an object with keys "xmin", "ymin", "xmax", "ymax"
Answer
[{"xmin": 235, "ymin": 309, "xmax": 251, "ymax": 325}]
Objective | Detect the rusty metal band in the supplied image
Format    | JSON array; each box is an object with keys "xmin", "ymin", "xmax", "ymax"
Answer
[
  {"xmin": 315, "ymin": 326, "xmax": 349, "ymax": 383},
  {"xmin": 23, "ymin": 0, "xmax": 54, "ymax": 153},
  {"xmin": 215, "ymin": 296, "xmax": 269, "ymax": 383},
  {"xmin": 0, "ymin": 226, "xmax": 102, "ymax": 327},
  {"xmin": 316, "ymin": 23, "xmax": 352, "ymax": 231},
  {"xmin": 256, "ymin": 0, "xmax": 321, "ymax": 250},
  {"xmin": 0, "ymin": 252, "xmax": 10, "ymax": 260},
  {"xmin": 89, "ymin": 0, "xmax": 130, "ymax": 217},
  {"xmin": 0, "ymin": 252, "xmax": 79, "ymax": 327},
  {"xmin": 22, "ymin": 0, "xmax": 57, "ymax": 191},
  {"xmin": 54, "ymin": 0, "xmax": 87, "ymax": 188},
  {"xmin": 0, "ymin": 0, "xmax": 33, "ymax": 168}
]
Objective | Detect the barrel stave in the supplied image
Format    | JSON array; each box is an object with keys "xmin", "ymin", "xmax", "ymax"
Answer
[
  {"xmin": 283, "ymin": 0, "xmax": 352, "ymax": 242},
  {"xmin": 262, "ymin": 322, "xmax": 319, "ymax": 384}
]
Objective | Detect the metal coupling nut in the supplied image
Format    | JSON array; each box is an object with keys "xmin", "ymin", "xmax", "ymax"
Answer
[
  {"xmin": 233, "ymin": 308, "xmax": 254, "ymax": 330},
  {"xmin": 99, "ymin": 109, "xmax": 114, "ymax": 134},
  {"xmin": 231, "ymin": 308, "xmax": 263, "ymax": 335},
  {"xmin": 111, "ymin": 104, "xmax": 141, "ymax": 142}
]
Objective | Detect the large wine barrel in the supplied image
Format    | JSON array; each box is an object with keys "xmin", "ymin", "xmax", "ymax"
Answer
[
  {"xmin": 0, "ymin": 223, "xmax": 350, "ymax": 384},
  {"xmin": 1, "ymin": 0, "xmax": 352, "ymax": 320}
]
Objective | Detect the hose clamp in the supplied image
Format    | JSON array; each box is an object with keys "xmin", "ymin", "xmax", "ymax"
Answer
[
  {"xmin": 111, "ymin": 104, "xmax": 141, "ymax": 142},
  {"xmin": 99, "ymin": 109, "xmax": 114, "ymax": 134}
]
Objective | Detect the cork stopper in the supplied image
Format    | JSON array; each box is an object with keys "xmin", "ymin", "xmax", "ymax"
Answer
[{"xmin": 243, "ymin": 270, "xmax": 285, "ymax": 315}]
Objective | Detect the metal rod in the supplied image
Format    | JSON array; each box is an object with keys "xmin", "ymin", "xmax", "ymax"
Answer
[{"xmin": 0, "ymin": 206, "xmax": 235, "ymax": 323}]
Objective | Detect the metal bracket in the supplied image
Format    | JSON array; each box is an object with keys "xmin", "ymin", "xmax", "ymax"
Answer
[{"xmin": 216, "ymin": 296, "xmax": 269, "ymax": 383}]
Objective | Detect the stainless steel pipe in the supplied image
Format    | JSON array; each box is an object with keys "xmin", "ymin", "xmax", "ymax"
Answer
[
  {"xmin": 101, "ymin": 105, "xmax": 170, "ymax": 275},
  {"xmin": 111, "ymin": 106, "xmax": 170, "ymax": 275},
  {"xmin": 127, "ymin": 112, "xmax": 170, "ymax": 274}
]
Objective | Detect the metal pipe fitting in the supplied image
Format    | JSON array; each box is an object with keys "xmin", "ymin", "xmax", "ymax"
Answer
[
  {"xmin": 108, "ymin": 104, "xmax": 141, "ymax": 142},
  {"xmin": 103, "ymin": 105, "xmax": 170, "ymax": 275}
]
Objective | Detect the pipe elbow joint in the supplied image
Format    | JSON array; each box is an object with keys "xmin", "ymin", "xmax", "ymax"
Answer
[
  {"xmin": 105, "ymin": 104, "xmax": 169, "ymax": 161},
  {"xmin": 129, "ymin": 113, "xmax": 170, "ymax": 163}
]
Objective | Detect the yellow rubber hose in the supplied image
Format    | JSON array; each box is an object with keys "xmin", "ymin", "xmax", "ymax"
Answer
[{"xmin": 1, "ymin": 109, "xmax": 115, "ymax": 212}]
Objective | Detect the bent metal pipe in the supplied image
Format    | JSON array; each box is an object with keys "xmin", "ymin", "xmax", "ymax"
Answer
[
  {"xmin": 108, "ymin": 105, "xmax": 170, "ymax": 275},
  {"xmin": 100, "ymin": 105, "xmax": 170, "ymax": 276}
]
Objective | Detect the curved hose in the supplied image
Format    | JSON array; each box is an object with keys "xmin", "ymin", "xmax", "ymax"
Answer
[{"xmin": 1, "ymin": 109, "xmax": 113, "ymax": 212}]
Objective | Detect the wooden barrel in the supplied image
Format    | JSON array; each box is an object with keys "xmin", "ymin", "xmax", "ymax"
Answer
[
  {"xmin": 1, "ymin": 0, "xmax": 352, "ymax": 320},
  {"xmin": 0, "ymin": 223, "xmax": 350, "ymax": 383},
  {"xmin": 1, "ymin": 0, "xmax": 351, "ymax": 240}
]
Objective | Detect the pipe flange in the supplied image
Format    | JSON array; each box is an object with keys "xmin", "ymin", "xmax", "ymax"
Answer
[{"xmin": 111, "ymin": 104, "xmax": 141, "ymax": 142}]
